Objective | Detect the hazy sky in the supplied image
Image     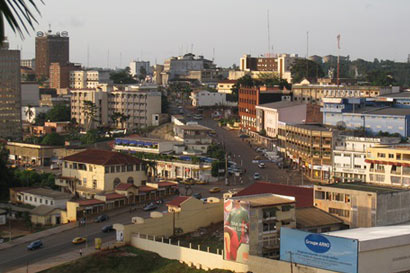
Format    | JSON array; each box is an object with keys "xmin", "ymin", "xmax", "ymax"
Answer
[{"xmin": 6, "ymin": 0, "xmax": 410, "ymax": 68}]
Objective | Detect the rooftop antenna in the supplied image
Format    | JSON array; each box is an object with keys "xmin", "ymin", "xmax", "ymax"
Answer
[
  {"xmin": 87, "ymin": 45, "xmax": 90, "ymax": 68},
  {"xmin": 337, "ymin": 34, "xmax": 341, "ymax": 86},
  {"xmin": 107, "ymin": 49, "xmax": 110, "ymax": 69},
  {"xmin": 212, "ymin": 48, "xmax": 215, "ymax": 62},
  {"xmin": 306, "ymin": 31, "xmax": 309, "ymax": 58},
  {"xmin": 267, "ymin": 10, "xmax": 271, "ymax": 57}
]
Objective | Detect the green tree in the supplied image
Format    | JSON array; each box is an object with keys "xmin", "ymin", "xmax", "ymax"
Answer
[
  {"xmin": 290, "ymin": 58, "xmax": 324, "ymax": 83},
  {"xmin": 80, "ymin": 129, "xmax": 99, "ymax": 144},
  {"xmin": 34, "ymin": 112, "xmax": 46, "ymax": 125},
  {"xmin": 139, "ymin": 66, "xmax": 147, "ymax": 81},
  {"xmin": 45, "ymin": 103, "xmax": 70, "ymax": 122},
  {"xmin": 110, "ymin": 68, "xmax": 137, "ymax": 84},
  {"xmin": 211, "ymin": 161, "xmax": 225, "ymax": 177},
  {"xmin": 0, "ymin": 0, "xmax": 42, "ymax": 44},
  {"xmin": 40, "ymin": 132, "xmax": 65, "ymax": 146},
  {"xmin": 83, "ymin": 100, "xmax": 97, "ymax": 130}
]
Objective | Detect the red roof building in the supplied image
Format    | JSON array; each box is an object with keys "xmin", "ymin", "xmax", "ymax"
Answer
[
  {"xmin": 77, "ymin": 199, "xmax": 105, "ymax": 206},
  {"xmin": 234, "ymin": 182, "xmax": 313, "ymax": 208},
  {"xmin": 104, "ymin": 193, "xmax": 126, "ymax": 201},
  {"xmin": 63, "ymin": 149, "xmax": 142, "ymax": 166},
  {"xmin": 167, "ymin": 196, "xmax": 190, "ymax": 208},
  {"xmin": 115, "ymin": 183, "xmax": 136, "ymax": 191},
  {"xmin": 138, "ymin": 186, "xmax": 156, "ymax": 193}
]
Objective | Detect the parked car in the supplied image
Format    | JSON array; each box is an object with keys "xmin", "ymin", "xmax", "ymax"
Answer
[
  {"xmin": 27, "ymin": 240, "xmax": 43, "ymax": 250},
  {"xmin": 95, "ymin": 214, "xmax": 109, "ymax": 223},
  {"xmin": 50, "ymin": 163, "xmax": 59, "ymax": 170},
  {"xmin": 200, "ymin": 198, "xmax": 208, "ymax": 203},
  {"xmin": 195, "ymin": 180, "xmax": 209, "ymax": 185},
  {"xmin": 102, "ymin": 225, "xmax": 114, "ymax": 233},
  {"xmin": 209, "ymin": 187, "xmax": 221, "ymax": 193},
  {"xmin": 253, "ymin": 172, "xmax": 261, "ymax": 180},
  {"xmin": 143, "ymin": 202, "xmax": 158, "ymax": 211},
  {"xmin": 193, "ymin": 193, "xmax": 202, "ymax": 199},
  {"xmin": 72, "ymin": 237, "xmax": 86, "ymax": 244},
  {"xmin": 258, "ymin": 163, "xmax": 265, "ymax": 169}
]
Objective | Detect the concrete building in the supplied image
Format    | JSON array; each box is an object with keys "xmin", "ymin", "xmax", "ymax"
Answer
[
  {"xmin": 173, "ymin": 124, "xmax": 213, "ymax": 153},
  {"xmin": 21, "ymin": 82, "xmax": 39, "ymax": 106},
  {"xmin": 21, "ymin": 105, "xmax": 50, "ymax": 124},
  {"xmin": 333, "ymin": 136, "xmax": 401, "ymax": 183},
  {"xmin": 35, "ymin": 30, "xmax": 69, "ymax": 78},
  {"xmin": 217, "ymin": 80, "xmax": 236, "ymax": 94},
  {"xmin": 322, "ymin": 97, "xmax": 410, "ymax": 137},
  {"xmin": 154, "ymin": 158, "xmax": 213, "ymax": 182},
  {"xmin": 49, "ymin": 62, "xmax": 80, "ymax": 89},
  {"xmin": 21, "ymin": 58, "xmax": 35, "ymax": 69},
  {"xmin": 114, "ymin": 136, "xmax": 181, "ymax": 154},
  {"xmin": 255, "ymin": 101, "xmax": 310, "ymax": 138},
  {"xmin": 31, "ymin": 121, "xmax": 71, "ymax": 136},
  {"xmin": 56, "ymin": 149, "xmax": 147, "ymax": 199},
  {"xmin": 295, "ymin": 207, "xmax": 347, "ymax": 233},
  {"xmin": 69, "ymin": 70, "xmax": 111, "ymax": 89},
  {"xmin": 314, "ymin": 183, "xmax": 410, "ymax": 228},
  {"xmin": 11, "ymin": 187, "xmax": 72, "ymax": 208},
  {"xmin": 326, "ymin": 225, "xmax": 410, "ymax": 273},
  {"xmin": 232, "ymin": 194, "xmax": 296, "ymax": 259},
  {"xmin": 239, "ymin": 86, "xmax": 292, "ymax": 133},
  {"xmin": 129, "ymin": 61, "xmax": 150, "ymax": 77},
  {"xmin": 190, "ymin": 90, "xmax": 227, "ymax": 107},
  {"xmin": 292, "ymin": 82, "xmax": 399, "ymax": 104}
]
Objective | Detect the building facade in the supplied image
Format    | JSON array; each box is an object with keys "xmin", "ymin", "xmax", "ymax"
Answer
[
  {"xmin": 35, "ymin": 31, "xmax": 69, "ymax": 78},
  {"xmin": 217, "ymin": 80, "xmax": 236, "ymax": 94},
  {"xmin": 129, "ymin": 61, "xmax": 150, "ymax": 77},
  {"xmin": 69, "ymin": 70, "xmax": 111, "ymax": 89},
  {"xmin": 114, "ymin": 137, "xmax": 181, "ymax": 154},
  {"xmin": 49, "ymin": 62, "xmax": 80, "ymax": 89},
  {"xmin": 190, "ymin": 90, "xmax": 227, "ymax": 107},
  {"xmin": 0, "ymin": 39, "xmax": 22, "ymax": 140},
  {"xmin": 11, "ymin": 187, "xmax": 72, "ymax": 208},
  {"xmin": 173, "ymin": 124, "xmax": 213, "ymax": 153}
]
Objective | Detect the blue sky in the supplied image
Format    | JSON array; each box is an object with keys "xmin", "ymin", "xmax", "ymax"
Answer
[{"xmin": 6, "ymin": 0, "xmax": 410, "ymax": 68}]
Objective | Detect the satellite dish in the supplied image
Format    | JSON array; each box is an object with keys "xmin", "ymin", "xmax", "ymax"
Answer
[
  {"xmin": 61, "ymin": 31, "xmax": 68, "ymax": 37},
  {"xmin": 36, "ymin": 31, "xmax": 44, "ymax": 37}
]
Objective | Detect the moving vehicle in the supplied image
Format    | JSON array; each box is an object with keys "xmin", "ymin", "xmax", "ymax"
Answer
[
  {"xmin": 27, "ymin": 240, "xmax": 43, "ymax": 250},
  {"xmin": 195, "ymin": 180, "xmax": 209, "ymax": 185},
  {"xmin": 95, "ymin": 214, "xmax": 109, "ymax": 223},
  {"xmin": 253, "ymin": 172, "xmax": 261, "ymax": 180},
  {"xmin": 143, "ymin": 202, "xmax": 158, "ymax": 211},
  {"xmin": 209, "ymin": 187, "xmax": 221, "ymax": 193},
  {"xmin": 72, "ymin": 237, "xmax": 86, "ymax": 244},
  {"xmin": 101, "ymin": 225, "xmax": 114, "ymax": 233},
  {"xmin": 258, "ymin": 163, "xmax": 265, "ymax": 169}
]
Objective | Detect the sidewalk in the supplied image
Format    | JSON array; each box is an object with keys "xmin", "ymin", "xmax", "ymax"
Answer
[
  {"xmin": 8, "ymin": 240, "xmax": 118, "ymax": 273},
  {"xmin": 0, "ymin": 222, "xmax": 77, "ymax": 251}
]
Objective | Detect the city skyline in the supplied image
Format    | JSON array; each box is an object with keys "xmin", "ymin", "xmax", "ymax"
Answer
[{"xmin": 5, "ymin": 0, "xmax": 410, "ymax": 68}]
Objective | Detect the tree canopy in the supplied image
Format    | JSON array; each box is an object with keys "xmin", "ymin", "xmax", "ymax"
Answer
[
  {"xmin": 110, "ymin": 68, "xmax": 138, "ymax": 84},
  {"xmin": 290, "ymin": 59, "xmax": 325, "ymax": 83}
]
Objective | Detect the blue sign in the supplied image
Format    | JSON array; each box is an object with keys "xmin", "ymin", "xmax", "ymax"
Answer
[{"xmin": 280, "ymin": 228, "xmax": 358, "ymax": 273}]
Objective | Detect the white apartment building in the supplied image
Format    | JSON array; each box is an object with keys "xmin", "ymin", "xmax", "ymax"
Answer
[
  {"xmin": 332, "ymin": 135, "xmax": 401, "ymax": 182},
  {"xmin": 69, "ymin": 70, "xmax": 111, "ymax": 89},
  {"xmin": 15, "ymin": 188, "xmax": 72, "ymax": 208},
  {"xmin": 217, "ymin": 80, "xmax": 236, "ymax": 94},
  {"xmin": 190, "ymin": 90, "xmax": 227, "ymax": 107},
  {"xmin": 114, "ymin": 136, "xmax": 182, "ymax": 154},
  {"xmin": 173, "ymin": 124, "xmax": 213, "ymax": 153},
  {"xmin": 70, "ymin": 85, "xmax": 162, "ymax": 130},
  {"xmin": 129, "ymin": 61, "xmax": 150, "ymax": 77}
]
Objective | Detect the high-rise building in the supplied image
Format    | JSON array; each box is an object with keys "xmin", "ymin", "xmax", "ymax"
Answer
[
  {"xmin": 0, "ymin": 38, "xmax": 22, "ymax": 140},
  {"xmin": 49, "ymin": 62, "xmax": 80, "ymax": 89},
  {"xmin": 129, "ymin": 61, "xmax": 150, "ymax": 77},
  {"xmin": 35, "ymin": 30, "xmax": 69, "ymax": 79}
]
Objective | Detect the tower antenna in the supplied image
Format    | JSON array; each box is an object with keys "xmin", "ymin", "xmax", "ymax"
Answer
[
  {"xmin": 107, "ymin": 49, "xmax": 110, "ymax": 69},
  {"xmin": 212, "ymin": 48, "xmax": 215, "ymax": 62},
  {"xmin": 306, "ymin": 31, "xmax": 309, "ymax": 58},
  {"xmin": 337, "ymin": 34, "xmax": 341, "ymax": 86},
  {"xmin": 267, "ymin": 10, "xmax": 271, "ymax": 56},
  {"xmin": 87, "ymin": 45, "xmax": 90, "ymax": 68}
]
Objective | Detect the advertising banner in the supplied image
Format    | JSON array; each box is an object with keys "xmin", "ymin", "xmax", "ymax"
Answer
[
  {"xmin": 223, "ymin": 199, "xmax": 250, "ymax": 264},
  {"xmin": 280, "ymin": 228, "xmax": 358, "ymax": 273}
]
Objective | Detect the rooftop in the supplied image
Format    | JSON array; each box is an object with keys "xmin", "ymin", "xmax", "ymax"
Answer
[
  {"xmin": 234, "ymin": 182, "xmax": 313, "ymax": 208},
  {"xmin": 17, "ymin": 188, "xmax": 72, "ymax": 200},
  {"xmin": 296, "ymin": 207, "xmax": 344, "ymax": 228},
  {"xmin": 63, "ymin": 149, "xmax": 143, "ymax": 166},
  {"xmin": 104, "ymin": 193, "xmax": 126, "ymax": 201},
  {"xmin": 115, "ymin": 183, "xmax": 136, "ymax": 191},
  {"xmin": 316, "ymin": 182, "xmax": 406, "ymax": 193},
  {"xmin": 289, "ymin": 123, "xmax": 332, "ymax": 132},
  {"xmin": 167, "ymin": 196, "xmax": 190, "ymax": 207},
  {"xmin": 138, "ymin": 186, "xmax": 156, "ymax": 192},
  {"xmin": 30, "ymin": 205, "xmax": 61, "ymax": 216},
  {"xmin": 77, "ymin": 199, "xmax": 105, "ymax": 206},
  {"xmin": 256, "ymin": 101, "xmax": 304, "ymax": 110},
  {"xmin": 175, "ymin": 124, "xmax": 213, "ymax": 131},
  {"xmin": 380, "ymin": 92, "xmax": 410, "ymax": 98},
  {"xmin": 233, "ymin": 193, "xmax": 295, "ymax": 207}
]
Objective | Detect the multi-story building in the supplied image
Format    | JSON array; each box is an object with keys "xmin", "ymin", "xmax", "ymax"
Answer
[
  {"xmin": 154, "ymin": 158, "xmax": 213, "ymax": 182},
  {"xmin": 0, "ymin": 38, "xmax": 22, "ymax": 140},
  {"xmin": 70, "ymin": 85, "xmax": 162, "ymax": 130},
  {"xmin": 255, "ymin": 101, "xmax": 322, "ymax": 138},
  {"xmin": 10, "ymin": 187, "xmax": 72, "ymax": 208},
  {"xmin": 333, "ymin": 136, "xmax": 401, "ymax": 183},
  {"xmin": 238, "ymin": 86, "xmax": 292, "ymax": 133},
  {"xmin": 292, "ymin": 82, "xmax": 400, "ymax": 104},
  {"xmin": 129, "ymin": 61, "xmax": 150, "ymax": 77},
  {"xmin": 21, "ymin": 58, "xmax": 36, "ymax": 70},
  {"xmin": 35, "ymin": 31, "xmax": 69, "ymax": 78},
  {"xmin": 173, "ymin": 124, "xmax": 213, "ymax": 153},
  {"xmin": 56, "ymin": 149, "xmax": 147, "ymax": 199},
  {"xmin": 69, "ymin": 70, "xmax": 111, "ymax": 89},
  {"xmin": 314, "ymin": 183, "xmax": 410, "ymax": 228},
  {"xmin": 227, "ymin": 193, "xmax": 296, "ymax": 259},
  {"xmin": 114, "ymin": 136, "xmax": 181, "ymax": 155},
  {"xmin": 21, "ymin": 82, "xmax": 39, "ymax": 106},
  {"xmin": 21, "ymin": 105, "xmax": 50, "ymax": 124},
  {"xmin": 217, "ymin": 80, "xmax": 236, "ymax": 94},
  {"xmin": 364, "ymin": 145, "xmax": 410, "ymax": 187},
  {"xmin": 322, "ymin": 97, "xmax": 410, "ymax": 137},
  {"xmin": 190, "ymin": 90, "xmax": 227, "ymax": 107},
  {"xmin": 49, "ymin": 62, "xmax": 80, "ymax": 89},
  {"xmin": 278, "ymin": 124, "xmax": 334, "ymax": 182}
]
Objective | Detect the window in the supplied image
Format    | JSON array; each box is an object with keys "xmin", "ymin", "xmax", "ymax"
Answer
[
  {"xmin": 40, "ymin": 199, "xmax": 42, "ymax": 203},
  {"xmin": 263, "ymin": 222, "xmax": 276, "ymax": 232},
  {"xmin": 50, "ymin": 201, "xmax": 53, "ymax": 205},
  {"xmin": 389, "ymin": 154, "xmax": 394, "ymax": 159},
  {"xmin": 34, "ymin": 197, "xmax": 37, "ymax": 202},
  {"xmin": 30, "ymin": 196, "xmax": 32, "ymax": 201},
  {"xmin": 121, "ymin": 165, "xmax": 126, "ymax": 172},
  {"xmin": 127, "ymin": 177, "xmax": 134, "ymax": 184},
  {"xmin": 397, "ymin": 154, "xmax": 402, "ymax": 160},
  {"xmin": 315, "ymin": 191, "xmax": 325, "ymax": 200},
  {"xmin": 73, "ymin": 163, "xmax": 78, "ymax": 169},
  {"xmin": 127, "ymin": 165, "xmax": 133, "ymax": 171},
  {"xmin": 377, "ymin": 153, "xmax": 386, "ymax": 158},
  {"xmin": 83, "ymin": 178, "xmax": 87, "ymax": 186},
  {"xmin": 64, "ymin": 162, "xmax": 68, "ymax": 168},
  {"xmin": 329, "ymin": 207, "xmax": 350, "ymax": 217},
  {"xmin": 93, "ymin": 180, "xmax": 97, "ymax": 189},
  {"xmin": 45, "ymin": 200, "xmax": 48, "ymax": 205},
  {"xmin": 105, "ymin": 166, "xmax": 109, "ymax": 173},
  {"xmin": 116, "ymin": 166, "xmax": 121, "ymax": 172},
  {"xmin": 321, "ymin": 227, "xmax": 331, "ymax": 233},
  {"xmin": 281, "ymin": 220, "xmax": 291, "ymax": 226},
  {"xmin": 135, "ymin": 164, "xmax": 140, "ymax": 171},
  {"xmin": 111, "ymin": 166, "xmax": 115, "ymax": 173},
  {"xmin": 263, "ymin": 207, "xmax": 278, "ymax": 219},
  {"xmin": 113, "ymin": 178, "xmax": 121, "ymax": 188},
  {"xmin": 282, "ymin": 205, "xmax": 293, "ymax": 212}
]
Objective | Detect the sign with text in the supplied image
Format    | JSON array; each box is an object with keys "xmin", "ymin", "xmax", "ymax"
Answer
[{"xmin": 280, "ymin": 228, "xmax": 358, "ymax": 273}]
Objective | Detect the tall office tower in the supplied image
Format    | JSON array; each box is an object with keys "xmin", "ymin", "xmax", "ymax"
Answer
[
  {"xmin": 0, "ymin": 38, "xmax": 22, "ymax": 140},
  {"xmin": 35, "ymin": 30, "xmax": 69, "ymax": 79}
]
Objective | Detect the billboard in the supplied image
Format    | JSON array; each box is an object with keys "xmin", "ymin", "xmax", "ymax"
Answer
[
  {"xmin": 223, "ymin": 199, "xmax": 250, "ymax": 264},
  {"xmin": 280, "ymin": 228, "xmax": 358, "ymax": 273}
]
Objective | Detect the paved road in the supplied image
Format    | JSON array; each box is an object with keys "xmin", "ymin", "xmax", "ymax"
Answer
[{"xmin": 0, "ymin": 204, "xmax": 168, "ymax": 273}]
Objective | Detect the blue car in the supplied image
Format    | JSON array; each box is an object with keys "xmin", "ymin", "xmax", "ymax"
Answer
[{"xmin": 27, "ymin": 240, "xmax": 43, "ymax": 250}]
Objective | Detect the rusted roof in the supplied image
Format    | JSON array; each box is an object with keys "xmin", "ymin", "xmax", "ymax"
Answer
[
  {"xmin": 157, "ymin": 182, "xmax": 178, "ymax": 187},
  {"xmin": 296, "ymin": 207, "xmax": 344, "ymax": 228},
  {"xmin": 138, "ymin": 186, "xmax": 156, "ymax": 192},
  {"xmin": 115, "ymin": 183, "xmax": 136, "ymax": 191},
  {"xmin": 167, "ymin": 196, "xmax": 190, "ymax": 207},
  {"xmin": 77, "ymin": 199, "xmax": 105, "ymax": 206},
  {"xmin": 234, "ymin": 181, "xmax": 313, "ymax": 208},
  {"xmin": 63, "ymin": 149, "xmax": 142, "ymax": 166},
  {"xmin": 104, "ymin": 193, "xmax": 126, "ymax": 201}
]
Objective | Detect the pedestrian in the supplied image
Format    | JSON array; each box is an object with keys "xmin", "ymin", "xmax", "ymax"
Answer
[{"xmin": 80, "ymin": 249, "xmax": 83, "ymax": 257}]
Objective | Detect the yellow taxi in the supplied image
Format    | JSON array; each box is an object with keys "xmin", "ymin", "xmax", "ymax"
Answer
[
  {"xmin": 209, "ymin": 187, "xmax": 221, "ymax": 193},
  {"xmin": 72, "ymin": 237, "xmax": 86, "ymax": 244}
]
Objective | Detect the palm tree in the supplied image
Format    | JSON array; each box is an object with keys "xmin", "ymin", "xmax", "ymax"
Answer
[
  {"xmin": 83, "ymin": 100, "xmax": 97, "ymax": 131},
  {"xmin": 119, "ymin": 113, "xmax": 130, "ymax": 129},
  {"xmin": 110, "ymin": 112, "xmax": 122, "ymax": 128},
  {"xmin": 0, "ymin": 0, "xmax": 43, "ymax": 44}
]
